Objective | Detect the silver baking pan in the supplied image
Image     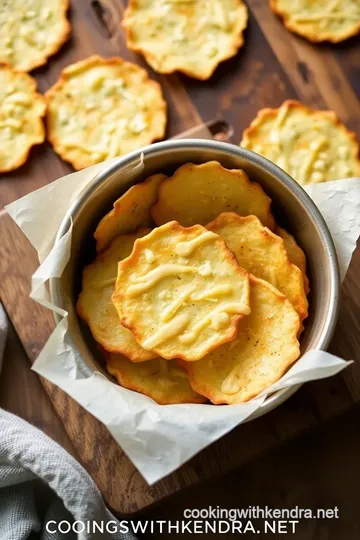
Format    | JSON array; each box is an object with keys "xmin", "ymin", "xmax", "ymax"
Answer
[{"xmin": 50, "ymin": 139, "xmax": 340, "ymax": 418}]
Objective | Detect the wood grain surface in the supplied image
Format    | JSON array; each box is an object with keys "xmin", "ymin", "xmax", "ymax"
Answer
[
  {"xmin": 140, "ymin": 404, "xmax": 360, "ymax": 539},
  {"xmin": 0, "ymin": 0, "xmax": 359, "ymax": 515},
  {"xmin": 0, "ymin": 314, "xmax": 77, "ymax": 457},
  {"xmin": 3, "ymin": 324, "xmax": 360, "ymax": 540}
]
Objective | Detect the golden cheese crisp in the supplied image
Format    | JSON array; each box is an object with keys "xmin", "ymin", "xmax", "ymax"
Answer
[
  {"xmin": 106, "ymin": 353, "xmax": 207, "ymax": 404},
  {"xmin": 112, "ymin": 221, "xmax": 251, "ymax": 361},
  {"xmin": 0, "ymin": 0, "xmax": 70, "ymax": 71},
  {"xmin": 94, "ymin": 174, "xmax": 166, "ymax": 253},
  {"xmin": 241, "ymin": 100, "xmax": 360, "ymax": 185},
  {"xmin": 276, "ymin": 225, "xmax": 310, "ymax": 295},
  {"xmin": 187, "ymin": 275, "xmax": 301, "ymax": 404},
  {"xmin": 122, "ymin": 0, "xmax": 248, "ymax": 80},
  {"xmin": 207, "ymin": 213, "xmax": 308, "ymax": 322},
  {"xmin": 151, "ymin": 161, "xmax": 275, "ymax": 230},
  {"xmin": 0, "ymin": 65, "xmax": 45, "ymax": 173},
  {"xmin": 46, "ymin": 55, "xmax": 167, "ymax": 170},
  {"xmin": 76, "ymin": 229, "xmax": 155, "ymax": 362},
  {"xmin": 270, "ymin": 0, "xmax": 360, "ymax": 43}
]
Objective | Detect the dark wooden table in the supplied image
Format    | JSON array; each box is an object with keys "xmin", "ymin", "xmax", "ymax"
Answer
[
  {"xmin": 2, "ymin": 327, "xmax": 360, "ymax": 539},
  {"xmin": 0, "ymin": 0, "xmax": 359, "ymax": 517},
  {"xmin": 1, "ymin": 0, "xmax": 359, "ymax": 208}
]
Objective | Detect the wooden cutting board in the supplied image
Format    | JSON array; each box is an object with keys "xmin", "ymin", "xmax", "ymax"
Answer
[{"xmin": 0, "ymin": 0, "xmax": 360, "ymax": 516}]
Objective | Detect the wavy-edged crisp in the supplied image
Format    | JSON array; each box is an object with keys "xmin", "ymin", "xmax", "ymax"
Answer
[
  {"xmin": 106, "ymin": 353, "xmax": 207, "ymax": 404},
  {"xmin": 0, "ymin": 65, "xmax": 45, "ymax": 173},
  {"xmin": 46, "ymin": 55, "xmax": 167, "ymax": 170},
  {"xmin": 151, "ymin": 161, "xmax": 275, "ymax": 230},
  {"xmin": 0, "ymin": 0, "xmax": 70, "ymax": 72},
  {"xmin": 76, "ymin": 229, "xmax": 155, "ymax": 362},
  {"xmin": 270, "ymin": 0, "xmax": 360, "ymax": 43},
  {"xmin": 276, "ymin": 226, "xmax": 310, "ymax": 295},
  {"xmin": 122, "ymin": 0, "xmax": 248, "ymax": 80},
  {"xmin": 94, "ymin": 174, "xmax": 166, "ymax": 252},
  {"xmin": 207, "ymin": 213, "xmax": 308, "ymax": 322},
  {"xmin": 112, "ymin": 221, "xmax": 251, "ymax": 361},
  {"xmin": 241, "ymin": 100, "xmax": 360, "ymax": 185},
  {"xmin": 186, "ymin": 275, "xmax": 300, "ymax": 404}
]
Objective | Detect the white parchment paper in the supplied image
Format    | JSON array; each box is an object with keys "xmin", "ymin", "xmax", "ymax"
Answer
[{"xmin": 5, "ymin": 165, "xmax": 360, "ymax": 485}]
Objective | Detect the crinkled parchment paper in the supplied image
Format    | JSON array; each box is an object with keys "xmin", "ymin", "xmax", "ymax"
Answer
[{"xmin": 6, "ymin": 167, "xmax": 359, "ymax": 484}]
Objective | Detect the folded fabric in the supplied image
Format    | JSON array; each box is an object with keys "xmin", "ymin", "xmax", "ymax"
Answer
[{"xmin": 0, "ymin": 304, "xmax": 136, "ymax": 540}]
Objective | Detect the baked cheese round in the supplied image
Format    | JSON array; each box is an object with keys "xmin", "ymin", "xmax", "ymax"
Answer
[
  {"xmin": 106, "ymin": 353, "xmax": 207, "ymax": 404},
  {"xmin": 112, "ymin": 221, "xmax": 251, "ymax": 361},
  {"xmin": 207, "ymin": 213, "xmax": 308, "ymax": 321},
  {"xmin": 151, "ymin": 161, "xmax": 275, "ymax": 230},
  {"xmin": 46, "ymin": 55, "xmax": 167, "ymax": 169},
  {"xmin": 0, "ymin": 0, "xmax": 70, "ymax": 71},
  {"xmin": 94, "ymin": 174, "xmax": 166, "ymax": 253},
  {"xmin": 187, "ymin": 275, "xmax": 300, "ymax": 404},
  {"xmin": 270, "ymin": 0, "xmax": 360, "ymax": 43},
  {"xmin": 275, "ymin": 225, "xmax": 310, "ymax": 295},
  {"xmin": 76, "ymin": 229, "xmax": 156, "ymax": 362},
  {"xmin": 122, "ymin": 0, "xmax": 248, "ymax": 80},
  {"xmin": 241, "ymin": 100, "xmax": 360, "ymax": 185},
  {"xmin": 0, "ymin": 64, "xmax": 45, "ymax": 173}
]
